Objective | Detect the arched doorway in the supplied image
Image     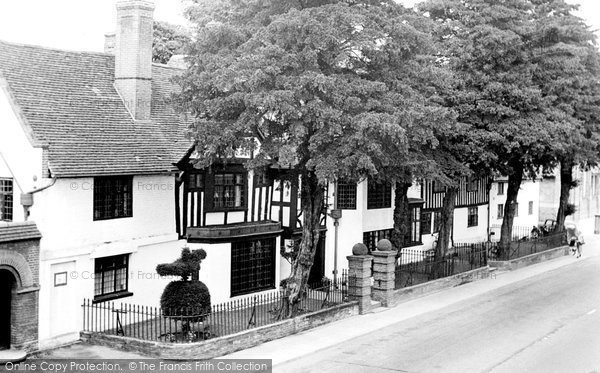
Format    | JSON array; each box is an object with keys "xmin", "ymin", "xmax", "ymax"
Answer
[{"xmin": 0, "ymin": 269, "xmax": 16, "ymax": 350}]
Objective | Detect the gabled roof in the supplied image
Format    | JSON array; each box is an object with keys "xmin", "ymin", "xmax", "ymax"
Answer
[
  {"xmin": 0, "ymin": 221, "xmax": 42, "ymax": 243},
  {"xmin": 0, "ymin": 40, "xmax": 193, "ymax": 177}
]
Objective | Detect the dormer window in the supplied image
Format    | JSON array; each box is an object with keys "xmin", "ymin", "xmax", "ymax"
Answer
[{"xmin": 93, "ymin": 176, "xmax": 133, "ymax": 220}]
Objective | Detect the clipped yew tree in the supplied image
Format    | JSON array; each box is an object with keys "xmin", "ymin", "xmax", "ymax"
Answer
[
  {"xmin": 156, "ymin": 247, "xmax": 210, "ymax": 316},
  {"xmin": 174, "ymin": 0, "xmax": 446, "ymax": 317}
]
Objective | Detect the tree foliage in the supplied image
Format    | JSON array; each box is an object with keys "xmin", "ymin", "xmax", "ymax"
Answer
[
  {"xmin": 175, "ymin": 0, "xmax": 448, "ymax": 315},
  {"xmin": 153, "ymin": 21, "xmax": 191, "ymax": 64}
]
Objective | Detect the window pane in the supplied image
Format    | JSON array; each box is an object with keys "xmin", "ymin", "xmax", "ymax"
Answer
[
  {"xmin": 94, "ymin": 254, "xmax": 129, "ymax": 298},
  {"xmin": 422, "ymin": 212, "xmax": 432, "ymax": 235},
  {"xmin": 367, "ymin": 180, "xmax": 391, "ymax": 209},
  {"xmin": 337, "ymin": 181, "xmax": 357, "ymax": 210},
  {"xmin": 214, "ymin": 173, "xmax": 246, "ymax": 209},
  {"xmin": 231, "ymin": 238, "xmax": 275, "ymax": 296},
  {"xmin": 93, "ymin": 176, "xmax": 133, "ymax": 220}
]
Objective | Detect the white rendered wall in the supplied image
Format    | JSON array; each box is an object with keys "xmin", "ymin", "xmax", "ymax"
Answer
[
  {"xmin": 0, "ymin": 86, "xmax": 44, "ymax": 222},
  {"xmin": 38, "ymin": 238, "xmax": 185, "ymax": 350},
  {"xmin": 489, "ymin": 179, "xmax": 540, "ymax": 239}
]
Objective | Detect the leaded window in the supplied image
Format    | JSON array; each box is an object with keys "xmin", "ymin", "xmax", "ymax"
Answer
[
  {"xmin": 231, "ymin": 237, "xmax": 276, "ymax": 296},
  {"xmin": 93, "ymin": 176, "xmax": 132, "ymax": 220},
  {"xmin": 367, "ymin": 180, "xmax": 391, "ymax": 209},
  {"xmin": 214, "ymin": 173, "xmax": 245, "ymax": 209},
  {"xmin": 363, "ymin": 229, "xmax": 394, "ymax": 252},
  {"xmin": 186, "ymin": 173, "xmax": 204, "ymax": 191},
  {"xmin": 337, "ymin": 181, "xmax": 357, "ymax": 210},
  {"xmin": 468, "ymin": 206, "xmax": 478, "ymax": 227},
  {"xmin": 406, "ymin": 204, "xmax": 422, "ymax": 246},
  {"xmin": 0, "ymin": 178, "xmax": 13, "ymax": 222},
  {"xmin": 94, "ymin": 254, "xmax": 129, "ymax": 298}
]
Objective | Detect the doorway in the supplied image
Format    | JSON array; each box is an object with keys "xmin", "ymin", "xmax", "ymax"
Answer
[
  {"xmin": 0, "ymin": 269, "xmax": 15, "ymax": 350},
  {"xmin": 308, "ymin": 234, "xmax": 326, "ymax": 286}
]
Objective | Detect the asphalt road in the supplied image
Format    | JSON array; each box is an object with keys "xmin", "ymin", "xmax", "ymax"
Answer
[{"xmin": 277, "ymin": 254, "xmax": 600, "ymax": 373}]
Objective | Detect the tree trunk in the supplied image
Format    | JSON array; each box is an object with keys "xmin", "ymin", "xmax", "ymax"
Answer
[
  {"xmin": 555, "ymin": 158, "xmax": 574, "ymax": 232},
  {"xmin": 436, "ymin": 186, "xmax": 457, "ymax": 259},
  {"xmin": 392, "ymin": 181, "xmax": 412, "ymax": 251},
  {"xmin": 499, "ymin": 162, "xmax": 524, "ymax": 256},
  {"xmin": 281, "ymin": 171, "xmax": 325, "ymax": 318},
  {"xmin": 432, "ymin": 186, "xmax": 457, "ymax": 279}
]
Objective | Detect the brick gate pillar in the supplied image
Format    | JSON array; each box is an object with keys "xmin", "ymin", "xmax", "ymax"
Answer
[
  {"xmin": 347, "ymin": 243, "xmax": 373, "ymax": 315},
  {"xmin": 371, "ymin": 239, "xmax": 397, "ymax": 307}
]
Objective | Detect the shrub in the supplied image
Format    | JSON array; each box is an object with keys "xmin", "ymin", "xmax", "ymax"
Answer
[
  {"xmin": 160, "ymin": 280, "xmax": 211, "ymax": 316},
  {"xmin": 157, "ymin": 247, "xmax": 211, "ymax": 317}
]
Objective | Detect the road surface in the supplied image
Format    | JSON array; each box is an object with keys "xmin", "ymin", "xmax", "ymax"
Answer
[{"xmin": 278, "ymin": 254, "xmax": 600, "ymax": 373}]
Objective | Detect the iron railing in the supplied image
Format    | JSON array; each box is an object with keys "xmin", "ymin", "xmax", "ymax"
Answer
[
  {"xmin": 394, "ymin": 245, "xmax": 488, "ymax": 289},
  {"xmin": 490, "ymin": 224, "xmax": 539, "ymax": 241},
  {"xmin": 83, "ymin": 271, "xmax": 348, "ymax": 343},
  {"xmin": 488, "ymin": 232, "xmax": 566, "ymax": 261}
]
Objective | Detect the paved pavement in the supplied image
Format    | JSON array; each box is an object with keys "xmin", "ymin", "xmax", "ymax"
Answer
[
  {"xmin": 31, "ymin": 218, "xmax": 599, "ymax": 370},
  {"xmin": 275, "ymin": 248, "xmax": 600, "ymax": 372},
  {"xmin": 222, "ymin": 219, "xmax": 600, "ymax": 370}
]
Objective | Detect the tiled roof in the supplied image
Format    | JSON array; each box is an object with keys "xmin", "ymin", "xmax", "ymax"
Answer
[
  {"xmin": 0, "ymin": 40, "xmax": 193, "ymax": 177},
  {"xmin": 0, "ymin": 221, "xmax": 42, "ymax": 243}
]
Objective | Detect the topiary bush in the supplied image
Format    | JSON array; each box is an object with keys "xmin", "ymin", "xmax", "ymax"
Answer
[
  {"xmin": 157, "ymin": 247, "xmax": 211, "ymax": 317},
  {"xmin": 160, "ymin": 280, "xmax": 211, "ymax": 316}
]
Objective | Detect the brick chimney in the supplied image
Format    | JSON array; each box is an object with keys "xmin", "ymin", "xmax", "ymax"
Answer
[
  {"xmin": 104, "ymin": 33, "xmax": 116, "ymax": 54},
  {"xmin": 114, "ymin": 0, "xmax": 155, "ymax": 121}
]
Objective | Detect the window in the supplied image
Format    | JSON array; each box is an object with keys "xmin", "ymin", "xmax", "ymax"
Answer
[
  {"xmin": 468, "ymin": 206, "xmax": 478, "ymax": 227},
  {"xmin": 363, "ymin": 229, "xmax": 393, "ymax": 252},
  {"xmin": 231, "ymin": 237, "xmax": 276, "ymax": 296},
  {"xmin": 433, "ymin": 181, "xmax": 445, "ymax": 193},
  {"xmin": 467, "ymin": 178, "xmax": 478, "ymax": 192},
  {"xmin": 94, "ymin": 254, "xmax": 130, "ymax": 299},
  {"xmin": 407, "ymin": 205, "xmax": 422, "ymax": 245},
  {"xmin": 497, "ymin": 182, "xmax": 505, "ymax": 195},
  {"xmin": 367, "ymin": 180, "xmax": 391, "ymax": 209},
  {"xmin": 0, "ymin": 178, "xmax": 13, "ymax": 222},
  {"xmin": 93, "ymin": 176, "xmax": 132, "ymax": 220},
  {"xmin": 255, "ymin": 168, "xmax": 271, "ymax": 187},
  {"xmin": 514, "ymin": 202, "xmax": 519, "ymax": 217},
  {"xmin": 422, "ymin": 212, "xmax": 432, "ymax": 235},
  {"xmin": 497, "ymin": 204, "xmax": 504, "ymax": 219},
  {"xmin": 336, "ymin": 181, "xmax": 357, "ymax": 210},
  {"xmin": 214, "ymin": 173, "xmax": 245, "ymax": 209},
  {"xmin": 186, "ymin": 173, "xmax": 204, "ymax": 191},
  {"xmin": 528, "ymin": 201, "xmax": 534, "ymax": 215},
  {"xmin": 433, "ymin": 211, "xmax": 442, "ymax": 233}
]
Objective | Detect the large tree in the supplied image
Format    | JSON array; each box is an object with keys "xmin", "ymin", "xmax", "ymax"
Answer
[
  {"xmin": 152, "ymin": 21, "xmax": 191, "ymax": 64},
  {"xmin": 421, "ymin": 0, "xmax": 563, "ymax": 254},
  {"xmin": 528, "ymin": 0, "xmax": 600, "ymax": 230},
  {"xmin": 175, "ymin": 0, "xmax": 435, "ymax": 316}
]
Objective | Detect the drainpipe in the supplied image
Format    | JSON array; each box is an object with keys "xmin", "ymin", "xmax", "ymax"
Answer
[
  {"xmin": 330, "ymin": 181, "xmax": 342, "ymax": 285},
  {"xmin": 21, "ymin": 177, "xmax": 57, "ymax": 221}
]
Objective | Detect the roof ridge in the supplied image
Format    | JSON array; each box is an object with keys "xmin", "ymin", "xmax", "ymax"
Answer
[{"xmin": 0, "ymin": 39, "xmax": 112, "ymax": 58}]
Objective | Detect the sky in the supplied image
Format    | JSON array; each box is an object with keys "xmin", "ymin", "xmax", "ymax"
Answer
[{"xmin": 0, "ymin": 0, "xmax": 598, "ymax": 52}]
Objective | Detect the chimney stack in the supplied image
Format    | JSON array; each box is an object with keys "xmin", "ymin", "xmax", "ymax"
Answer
[
  {"xmin": 114, "ymin": 0, "xmax": 155, "ymax": 121},
  {"xmin": 104, "ymin": 33, "xmax": 116, "ymax": 54}
]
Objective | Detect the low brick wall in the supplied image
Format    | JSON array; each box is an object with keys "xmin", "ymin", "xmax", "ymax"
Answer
[
  {"xmin": 390, "ymin": 266, "xmax": 492, "ymax": 306},
  {"xmin": 489, "ymin": 245, "xmax": 570, "ymax": 271},
  {"xmin": 81, "ymin": 301, "xmax": 358, "ymax": 359}
]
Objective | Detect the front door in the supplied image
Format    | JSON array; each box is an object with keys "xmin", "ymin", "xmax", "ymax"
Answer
[
  {"xmin": 308, "ymin": 234, "xmax": 326, "ymax": 286},
  {"xmin": 0, "ymin": 269, "xmax": 15, "ymax": 349}
]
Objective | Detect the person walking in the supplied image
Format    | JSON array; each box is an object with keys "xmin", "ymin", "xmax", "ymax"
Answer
[{"xmin": 565, "ymin": 221, "xmax": 583, "ymax": 258}]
